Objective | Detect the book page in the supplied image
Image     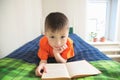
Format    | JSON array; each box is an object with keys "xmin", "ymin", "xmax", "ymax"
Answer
[
  {"xmin": 66, "ymin": 60, "xmax": 101, "ymax": 78},
  {"xmin": 42, "ymin": 63, "xmax": 70, "ymax": 80}
]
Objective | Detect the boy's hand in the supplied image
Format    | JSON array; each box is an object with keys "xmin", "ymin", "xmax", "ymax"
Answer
[
  {"xmin": 53, "ymin": 44, "xmax": 68, "ymax": 54},
  {"xmin": 35, "ymin": 63, "xmax": 47, "ymax": 76},
  {"xmin": 53, "ymin": 44, "xmax": 67, "ymax": 63}
]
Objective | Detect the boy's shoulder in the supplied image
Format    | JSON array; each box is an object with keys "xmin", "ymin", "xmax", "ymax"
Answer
[
  {"xmin": 40, "ymin": 36, "xmax": 47, "ymax": 40},
  {"xmin": 67, "ymin": 37, "xmax": 73, "ymax": 46},
  {"xmin": 67, "ymin": 37, "xmax": 73, "ymax": 43},
  {"xmin": 40, "ymin": 36, "xmax": 48, "ymax": 45}
]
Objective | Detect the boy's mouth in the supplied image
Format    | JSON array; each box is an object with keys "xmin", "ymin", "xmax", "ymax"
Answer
[
  {"xmin": 54, "ymin": 46, "xmax": 62, "ymax": 48},
  {"xmin": 55, "ymin": 46, "xmax": 60, "ymax": 48}
]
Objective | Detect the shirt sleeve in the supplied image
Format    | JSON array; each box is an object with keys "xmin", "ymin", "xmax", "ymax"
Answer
[
  {"xmin": 61, "ymin": 38, "xmax": 74, "ymax": 59},
  {"xmin": 37, "ymin": 37, "xmax": 48, "ymax": 60}
]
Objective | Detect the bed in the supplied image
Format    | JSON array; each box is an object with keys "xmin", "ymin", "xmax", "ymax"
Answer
[{"xmin": 0, "ymin": 33, "xmax": 120, "ymax": 80}]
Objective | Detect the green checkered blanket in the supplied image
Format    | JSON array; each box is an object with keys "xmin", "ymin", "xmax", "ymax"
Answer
[{"xmin": 0, "ymin": 58, "xmax": 120, "ymax": 80}]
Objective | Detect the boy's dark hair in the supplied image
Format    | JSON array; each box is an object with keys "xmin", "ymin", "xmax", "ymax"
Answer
[{"xmin": 45, "ymin": 12, "xmax": 69, "ymax": 32}]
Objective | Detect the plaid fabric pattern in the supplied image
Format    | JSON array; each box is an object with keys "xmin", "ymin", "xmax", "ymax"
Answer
[
  {"xmin": 0, "ymin": 58, "xmax": 40, "ymax": 80},
  {"xmin": 6, "ymin": 35, "xmax": 44, "ymax": 64},
  {"xmin": 77, "ymin": 60, "xmax": 120, "ymax": 80},
  {"xmin": 0, "ymin": 58, "xmax": 120, "ymax": 80},
  {"xmin": 7, "ymin": 34, "xmax": 111, "ymax": 64}
]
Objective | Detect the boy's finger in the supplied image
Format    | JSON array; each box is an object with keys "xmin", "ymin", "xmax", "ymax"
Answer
[
  {"xmin": 61, "ymin": 45, "xmax": 67, "ymax": 50},
  {"xmin": 43, "ymin": 66, "xmax": 47, "ymax": 73},
  {"xmin": 39, "ymin": 71, "xmax": 43, "ymax": 76},
  {"xmin": 37, "ymin": 67, "xmax": 43, "ymax": 76},
  {"xmin": 36, "ymin": 70, "xmax": 42, "ymax": 76},
  {"xmin": 62, "ymin": 46, "xmax": 66, "ymax": 49},
  {"xmin": 64, "ymin": 44, "xmax": 68, "ymax": 48}
]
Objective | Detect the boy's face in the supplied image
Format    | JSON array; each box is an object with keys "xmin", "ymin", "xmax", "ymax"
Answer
[{"xmin": 45, "ymin": 27, "xmax": 69, "ymax": 49}]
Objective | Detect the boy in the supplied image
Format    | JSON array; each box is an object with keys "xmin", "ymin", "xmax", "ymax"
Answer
[{"xmin": 35, "ymin": 12, "xmax": 74, "ymax": 76}]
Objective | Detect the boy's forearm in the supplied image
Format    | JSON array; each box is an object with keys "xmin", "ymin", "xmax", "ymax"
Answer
[
  {"xmin": 54, "ymin": 53, "xmax": 67, "ymax": 63},
  {"xmin": 39, "ymin": 60, "xmax": 47, "ymax": 65}
]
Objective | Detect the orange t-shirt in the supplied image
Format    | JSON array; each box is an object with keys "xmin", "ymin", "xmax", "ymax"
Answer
[{"xmin": 38, "ymin": 36, "xmax": 74, "ymax": 60}]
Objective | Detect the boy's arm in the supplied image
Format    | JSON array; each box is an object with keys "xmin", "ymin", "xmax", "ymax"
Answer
[
  {"xmin": 53, "ymin": 44, "xmax": 68, "ymax": 63},
  {"xmin": 54, "ymin": 53, "xmax": 67, "ymax": 63},
  {"xmin": 35, "ymin": 60, "xmax": 47, "ymax": 76}
]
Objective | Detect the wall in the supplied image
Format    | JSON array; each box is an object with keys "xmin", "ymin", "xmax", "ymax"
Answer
[
  {"xmin": 42, "ymin": 0, "xmax": 120, "ymax": 42},
  {"xmin": 42, "ymin": 0, "xmax": 87, "ymax": 39},
  {"xmin": 116, "ymin": 0, "xmax": 120, "ymax": 41},
  {"xmin": 0, "ymin": 0, "xmax": 120, "ymax": 58},
  {"xmin": 0, "ymin": 0, "xmax": 42, "ymax": 58}
]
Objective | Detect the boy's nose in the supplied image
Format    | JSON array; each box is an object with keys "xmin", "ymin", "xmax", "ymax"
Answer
[{"xmin": 55, "ymin": 40, "xmax": 61, "ymax": 47}]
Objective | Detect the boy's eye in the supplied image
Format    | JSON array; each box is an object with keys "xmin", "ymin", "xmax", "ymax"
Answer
[
  {"xmin": 50, "ymin": 36, "xmax": 54, "ymax": 38},
  {"xmin": 61, "ymin": 36, "xmax": 65, "ymax": 38}
]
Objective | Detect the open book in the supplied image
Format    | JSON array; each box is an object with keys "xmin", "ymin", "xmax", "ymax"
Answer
[{"xmin": 41, "ymin": 60, "xmax": 101, "ymax": 80}]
